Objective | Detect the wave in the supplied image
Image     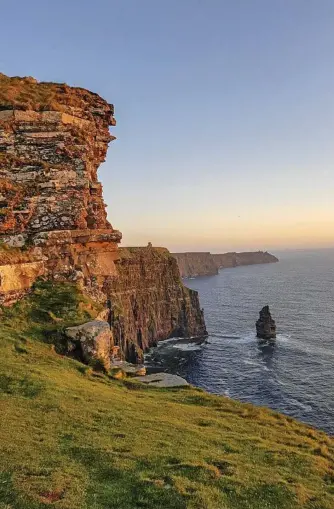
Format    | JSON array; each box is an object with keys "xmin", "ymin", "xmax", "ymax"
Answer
[{"xmin": 172, "ymin": 343, "xmax": 203, "ymax": 352}]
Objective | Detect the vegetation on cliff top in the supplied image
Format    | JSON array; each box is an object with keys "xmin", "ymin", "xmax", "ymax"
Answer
[
  {"xmin": 118, "ymin": 246, "xmax": 171, "ymax": 260},
  {"xmin": 1, "ymin": 282, "xmax": 334, "ymax": 509},
  {"xmin": 0, "ymin": 73, "xmax": 111, "ymax": 114}
]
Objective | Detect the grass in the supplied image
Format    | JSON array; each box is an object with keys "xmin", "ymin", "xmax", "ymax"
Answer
[
  {"xmin": 0, "ymin": 282, "xmax": 334, "ymax": 508},
  {"xmin": 0, "ymin": 73, "xmax": 111, "ymax": 116},
  {"xmin": 118, "ymin": 246, "xmax": 172, "ymax": 261}
]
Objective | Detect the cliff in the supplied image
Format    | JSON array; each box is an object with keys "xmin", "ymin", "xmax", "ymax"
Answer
[
  {"xmin": 172, "ymin": 251, "xmax": 278, "ymax": 277},
  {"xmin": 0, "ymin": 73, "xmax": 206, "ymax": 360},
  {"xmin": 171, "ymin": 252, "xmax": 218, "ymax": 278},
  {"xmin": 213, "ymin": 251, "xmax": 279, "ymax": 269},
  {"xmin": 0, "ymin": 73, "xmax": 121, "ymax": 304},
  {"xmin": 106, "ymin": 247, "xmax": 207, "ymax": 362}
]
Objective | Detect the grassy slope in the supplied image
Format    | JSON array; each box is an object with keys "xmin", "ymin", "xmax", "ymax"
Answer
[{"xmin": 0, "ymin": 283, "xmax": 334, "ymax": 509}]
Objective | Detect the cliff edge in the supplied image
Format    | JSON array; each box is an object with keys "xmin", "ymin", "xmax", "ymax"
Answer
[{"xmin": 0, "ymin": 73, "xmax": 206, "ymax": 360}]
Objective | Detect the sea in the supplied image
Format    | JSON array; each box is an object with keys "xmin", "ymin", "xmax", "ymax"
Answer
[{"xmin": 145, "ymin": 249, "xmax": 334, "ymax": 434}]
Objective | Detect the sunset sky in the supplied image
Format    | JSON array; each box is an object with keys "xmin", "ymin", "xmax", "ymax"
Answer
[{"xmin": 1, "ymin": 0, "xmax": 334, "ymax": 252}]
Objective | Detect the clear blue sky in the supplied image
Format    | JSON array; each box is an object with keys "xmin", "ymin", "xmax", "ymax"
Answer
[{"xmin": 1, "ymin": 0, "xmax": 334, "ymax": 252}]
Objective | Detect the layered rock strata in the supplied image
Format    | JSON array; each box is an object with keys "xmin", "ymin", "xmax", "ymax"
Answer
[
  {"xmin": 0, "ymin": 74, "xmax": 121, "ymax": 303},
  {"xmin": 105, "ymin": 247, "xmax": 207, "ymax": 363},
  {"xmin": 0, "ymin": 74, "xmax": 207, "ymax": 362}
]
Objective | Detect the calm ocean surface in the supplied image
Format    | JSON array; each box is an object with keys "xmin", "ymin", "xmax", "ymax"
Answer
[{"xmin": 146, "ymin": 249, "xmax": 334, "ymax": 434}]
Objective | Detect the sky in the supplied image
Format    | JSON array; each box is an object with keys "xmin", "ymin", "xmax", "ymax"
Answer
[{"xmin": 1, "ymin": 0, "xmax": 334, "ymax": 252}]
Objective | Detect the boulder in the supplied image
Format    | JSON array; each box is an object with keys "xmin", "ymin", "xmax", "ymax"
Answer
[
  {"xmin": 132, "ymin": 373, "xmax": 189, "ymax": 388},
  {"xmin": 110, "ymin": 361, "xmax": 146, "ymax": 377},
  {"xmin": 256, "ymin": 305, "xmax": 276, "ymax": 340},
  {"xmin": 65, "ymin": 320, "xmax": 113, "ymax": 371}
]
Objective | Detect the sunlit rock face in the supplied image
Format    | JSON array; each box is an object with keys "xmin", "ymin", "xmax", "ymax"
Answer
[
  {"xmin": 0, "ymin": 74, "xmax": 121, "ymax": 303},
  {"xmin": 0, "ymin": 74, "xmax": 119, "ymax": 234}
]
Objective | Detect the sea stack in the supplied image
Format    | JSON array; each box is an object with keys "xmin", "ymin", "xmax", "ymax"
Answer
[{"xmin": 256, "ymin": 305, "xmax": 276, "ymax": 340}]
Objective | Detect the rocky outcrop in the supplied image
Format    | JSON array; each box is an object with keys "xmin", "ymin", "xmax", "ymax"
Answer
[
  {"xmin": 213, "ymin": 251, "xmax": 278, "ymax": 269},
  {"xmin": 65, "ymin": 320, "xmax": 114, "ymax": 371},
  {"xmin": 0, "ymin": 73, "xmax": 121, "ymax": 304},
  {"xmin": 105, "ymin": 247, "xmax": 207, "ymax": 363},
  {"xmin": 0, "ymin": 74, "xmax": 207, "ymax": 362},
  {"xmin": 256, "ymin": 305, "xmax": 276, "ymax": 340},
  {"xmin": 171, "ymin": 252, "xmax": 218, "ymax": 278}
]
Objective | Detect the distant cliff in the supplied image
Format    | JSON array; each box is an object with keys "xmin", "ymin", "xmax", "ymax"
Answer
[
  {"xmin": 213, "ymin": 251, "xmax": 278, "ymax": 269},
  {"xmin": 172, "ymin": 252, "xmax": 218, "ymax": 278},
  {"xmin": 172, "ymin": 251, "xmax": 278, "ymax": 278}
]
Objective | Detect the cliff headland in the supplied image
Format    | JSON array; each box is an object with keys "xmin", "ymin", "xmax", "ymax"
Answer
[
  {"xmin": 172, "ymin": 250, "xmax": 278, "ymax": 278},
  {"xmin": 0, "ymin": 73, "xmax": 206, "ymax": 362}
]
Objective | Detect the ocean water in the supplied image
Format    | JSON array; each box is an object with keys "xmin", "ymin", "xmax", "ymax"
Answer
[{"xmin": 145, "ymin": 249, "xmax": 334, "ymax": 434}]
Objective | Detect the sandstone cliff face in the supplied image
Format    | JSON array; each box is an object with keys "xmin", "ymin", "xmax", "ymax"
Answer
[
  {"xmin": 0, "ymin": 74, "xmax": 207, "ymax": 361},
  {"xmin": 0, "ymin": 73, "xmax": 117, "ymax": 235},
  {"xmin": 171, "ymin": 252, "xmax": 218, "ymax": 278},
  {"xmin": 213, "ymin": 251, "xmax": 278, "ymax": 269},
  {"xmin": 104, "ymin": 247, "xmax": 207, "ymax": 362},
  {"xmin": 0, "ymin": 73, "xmax": 121, "ymax": 304}
]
